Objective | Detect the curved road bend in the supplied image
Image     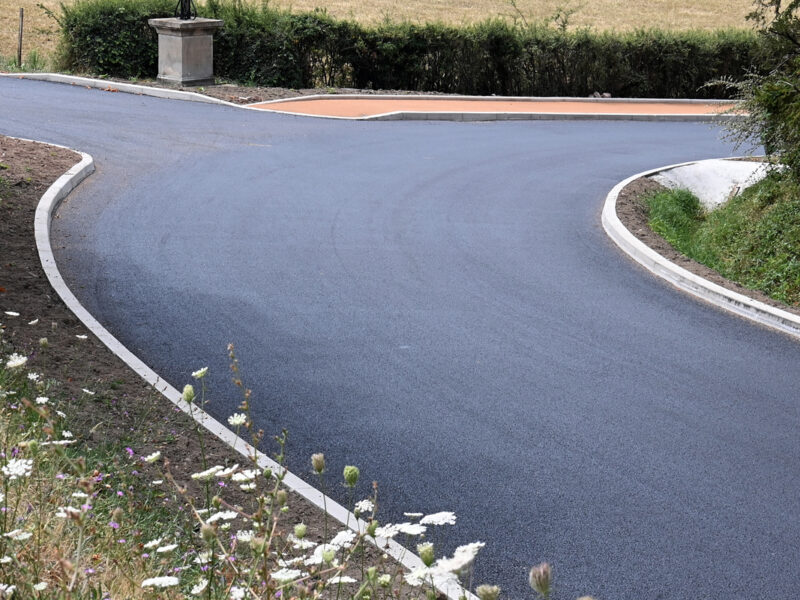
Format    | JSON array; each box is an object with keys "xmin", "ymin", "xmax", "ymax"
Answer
[{"xmin": 2, "ymin": 77, "xmax": 799, "ymax": 599}]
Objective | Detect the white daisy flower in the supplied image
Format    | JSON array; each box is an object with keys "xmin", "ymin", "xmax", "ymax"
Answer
[
  {"xmin": 420, "ymin": 511, "xmax": 456, "ymax": 526},
  {"xmin": 5, "ymin": 353, "xmax": 27, "ymax": 369},
  {"xmin": 141, "ymin": 576, "xmax": 179, "ymax": 588},
  {"xmin": 2, "ymin": 458, "xmax": 33, "ymax": 480},
  {"xmin": 190, "ymin": 580, "xmax": 208, "ymax": 595},
  {"xmin": 354, "ymin": 499, "xmax": 374, "ymax": 514},
  {"xmin": 271, "ymin": 568, "xmax": 306, "ymax": 583},
  {"xmin": 227, "ymin": 413, "xmax": 247, "ymax": 427}
]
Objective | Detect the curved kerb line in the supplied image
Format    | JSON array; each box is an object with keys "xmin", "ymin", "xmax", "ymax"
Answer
[
  {"xmin": 3, "ymin": 73, "xmax": 744, "ymax": 123},
  {"xmin": 24, "ymin": 135, "xmax": 473, "ymax": 600},
  {"xmin": 602, "ymin": 158, "xmax": 800, "ymax": 342}
]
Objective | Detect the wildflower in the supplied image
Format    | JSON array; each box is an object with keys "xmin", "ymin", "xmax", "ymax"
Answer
[
  {"xmin": 239, "ymin": 482, "xmax": 256, "ymax": 491},
  {"xmin": 144, "ymin": 451, "xmax": 161, "ymax": 463},
  {"xmin": 81, "ymin": 388, "xmax": 95, "ymax": 396},
  {"xmin": 435, "ymin": 542, "xmax": 485, "ymax": 574},
  {"xmin": 194, "ymin": 550, "xmax": 213, "ymax": 564},
  {"xmin": 354, "ymin": 499, "xmax": 374, "ymax": 514},
  {"xmin": 476, "ymin": 584, "xmax": 501, "ymax": 600},
  {"xmin": 62, "ymin": 431, "xmax": 73, "ymax": 438},
  {"xmin": 420, "ymin": 511, "xmax": 456, "ymax": 526},
  {"xmin": 206, "ymin": 510, "xmax": 238, "ymax": 524},
  {"xmin": 29, "ymin": 319, "xmax": 39, "ymax": 325},
  {"xmin": 75, "ymin": 334, "xmax": 88, "ymax": 340},
  {"xmin": 311, "ymin": 453, "xmax": 325, "ymax": 473},
  {"xmin": 5, "ymin": 353, "xmax": 27, "ymax": 369},
  {"xmin": 404, "ymin": 567, "xmax": 437, "ymax": 587},
  {"xmin": 277, "ymin": 557, "xmax": 304, "ymax": 567},
  {"xmin": 528, "ymin": 563, "xmax": 552, "ymax": 598},
  {"xmin": 343, "ymin": 465, "xmax": 359, "ymax": 487},
  {"xmin": 271, "ymin": 568, "xmax": 306, "ymax": 583},
  {"xmin": 38, "ymin": 337, "xmax": 47, "ymax": 348},
  {"xmin": 329, "ymin": 529, "xmax": 356, "ymax": 548},
  {"xmin": 287, "ymin": 533, "xmax": 316, "ymax": 550},
  {"xmin": 182, "ymin": 384, "xmax": 195, "ymax": 403},
  {"xmin": 229, "ymin": 587, "xmax": 247, "ymax": 599},
  {"xmin": 0, "ymin": 557, "xmax": 11, "ymax": 564},
  {"xmin": 3, "ymin": 312, "xmax": 19, "ymax": 317},
  {"xmin": 35, "ymin": 397, "xmax": 48, "ymax": 405},
  {"xmin": 109, "ymin": 522, "xmax": 120, "ymax": 530},
  {"xmin": 27, "ymin": 372, "xmax": 40, "ymax": 381},
  {"xmin": 156, "ymin": 544, "xmax": 178, "ymax": 554},
  {"xmin": 227, "ymin": 413, "xmax": 247, "ymax": 427},
  {"xmin": 4, "ymin": 529, "xmax": 32, "ymax": 541},
  {"xmin": 151, "ymin": 480, "xmax": 163, "ymax": 485},
  {"xmin": 33, "ymin": 582, "xmax": 48, "ymax": 592},
  {"xmin": 190, "ymin": 580, "xmax": 208, "ymax": 595},
  {"xmin": 141, "ymin": 576, "xmax": 179, "ymax": 588},
  {"xmin": 191, "ymin": 465, "xmax": 223, "ymax": 481},
  {"xmin": 328, "ymin": 575, "xmax": 357, "ymax": 584},
  {"xmin": 308, "ymin": 543, "xmax": 341, "ymax": 567},
  {"xmin": 404, "ymin": 512, "xmax": 423, "ymax": 519},
  {"xmin": 373, "ymin": 524, "xmax": 401, "ymax": 539},
  {"xmin": 231, "ymin": 469, "xmax": 258, "ymax": 482},
  {"xmin": 377, "ymin": 574, "xmax": 391, "ymax": 587},
  {"xmin": 216, "ymin": 464, "xmax": 239, "ymax": 478},
  {"xmin": 55, "ymin": 410, "xmax": 66, "ymax": 419},
  {"xmin": 143, "ymin": 538, "xmax": 163, "ymax": 549},
  {"xmin": 192, "ymin": 367, "xmax": 208, "ymax": 379},
  {"xmin": 397, "ymin": 522, "xmax": 426, "ymax": 536},
  {"xmin": 0, "ymin": 583, "xmax": 16, "ymax": 596},
  {"xmin": 2, "ymin": 458, "xmax": 33, "ymax": 480},
  {"xmin": 235, "ymin": 530, "xmax": 255, "ymax": 543}
]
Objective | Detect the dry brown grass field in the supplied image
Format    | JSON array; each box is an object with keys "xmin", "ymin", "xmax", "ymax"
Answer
[{"xmin": 2, "ymin": 0, "xmax": 753, "ymax": 67}]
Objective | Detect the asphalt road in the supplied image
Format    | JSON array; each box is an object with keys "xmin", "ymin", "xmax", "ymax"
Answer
[{"xmin": 3, "ymin": 77, "xmax": 799, "ymax": 599}]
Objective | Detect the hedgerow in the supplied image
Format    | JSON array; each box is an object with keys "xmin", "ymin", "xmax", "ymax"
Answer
[{"xmin": 54, "ymin": 0, "xmax": 759, "ymax": 97}]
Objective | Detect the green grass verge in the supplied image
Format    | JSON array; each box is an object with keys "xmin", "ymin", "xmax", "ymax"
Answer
[{"xmin": 646, "ymin": 171, "xmax": 800, "ymax": 306}]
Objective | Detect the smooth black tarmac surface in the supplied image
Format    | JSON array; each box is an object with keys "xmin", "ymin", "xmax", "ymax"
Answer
[{"xmin": 3, "ymin": 77, "xmax": 800, "ymax": 599}]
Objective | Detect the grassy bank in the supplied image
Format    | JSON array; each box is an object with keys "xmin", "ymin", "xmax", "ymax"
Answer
[{"xmin": 646, "ymin": 171, "xmax": 800, "ymax": 306}]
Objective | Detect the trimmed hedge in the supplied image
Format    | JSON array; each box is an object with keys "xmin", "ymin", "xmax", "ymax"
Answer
[{"xmin": 56, "ymin": 0, "xmax": 760, "ymax": 97}]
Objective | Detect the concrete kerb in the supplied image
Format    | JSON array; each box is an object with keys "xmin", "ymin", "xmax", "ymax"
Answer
[
  {"xmin": 26, "ymin": 136, "xmax": 474, "ymax": 600},
  {"xmin": 602, "ymin": 158, "xmax": 800, "ymax": 341},
  {"xmin": 4, "ymin": 73, "xmax": 744, "ymax": 123}
]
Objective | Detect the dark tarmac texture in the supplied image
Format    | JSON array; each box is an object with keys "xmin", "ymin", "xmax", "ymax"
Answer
[{"xmin": 2, "ymin": 77, "xmax": 799, "ymax": 599}]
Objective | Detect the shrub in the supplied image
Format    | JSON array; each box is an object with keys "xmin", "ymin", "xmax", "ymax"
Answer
[
  {"xmin": 55, "ymin": 0, "xmax": 760, "ymax": 97},
  {"xmin": 54, "ymin": 0, "xmax": 173, "ymax": 78}
]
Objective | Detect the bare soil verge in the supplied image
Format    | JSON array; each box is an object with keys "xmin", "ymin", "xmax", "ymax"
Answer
[{"xmin": 0, "ymin": 135, "xmax": 399, "ymax": 592}]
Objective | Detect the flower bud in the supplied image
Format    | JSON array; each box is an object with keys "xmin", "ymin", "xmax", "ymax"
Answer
[
  {"xmin": 367, "ymin": 521, "xmax": 378, "ymax": 537},
  {"xmin": 528, "ymin": 563, "xmax": 551, "ymax": 598},
  {"xmin": 182, "ymin": 384, "xmax": 195, "ymax": 404},
  {"xmin": 476, "ymin": 584, "xmax": 501, "ymax": 600},
  {"xmin": 311, "ymin": 453, "xmax": 325, "ymax": 474},
  {"xmin": 250, "ymin": 536, "xmax": 267, "ymax": 553},
  {"xmin": 377, "ymin": 574, "xmax": 391, "ymax": 588},
  {"xmin": 294, "ymin": 523, "xmax": 307, "ymax": 539},
  {"xmin": 39, "ymin": 337, "xmax": 48, "ymax": 349},
  {"xmin": 212, "ymin": 495, "xmax": 222, "ymax": 509},
  {"xmin": 201, "ymin": 523, "xmax": 216, "ymax": 544},
  {"xmin": 322, "ymin": 549, "xmax": 335, "ymax": 565},
  {"xmin": 366, "ymin": 567, "xmax": 377, "ymax": 581},
  {"xmin": 417, "ymin": 542, "xmax": 435, "ymax": 567},
  {"xmin": 343, "ymin": 465, "xmax": 359, "ymax": 487},
  {"xmin": 111, "ymin": 507, "xmax": 124, "ymax": 524},
  {"xmin": 276, "ymin": 490, "xmax": 288, "ymax": 506}
]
